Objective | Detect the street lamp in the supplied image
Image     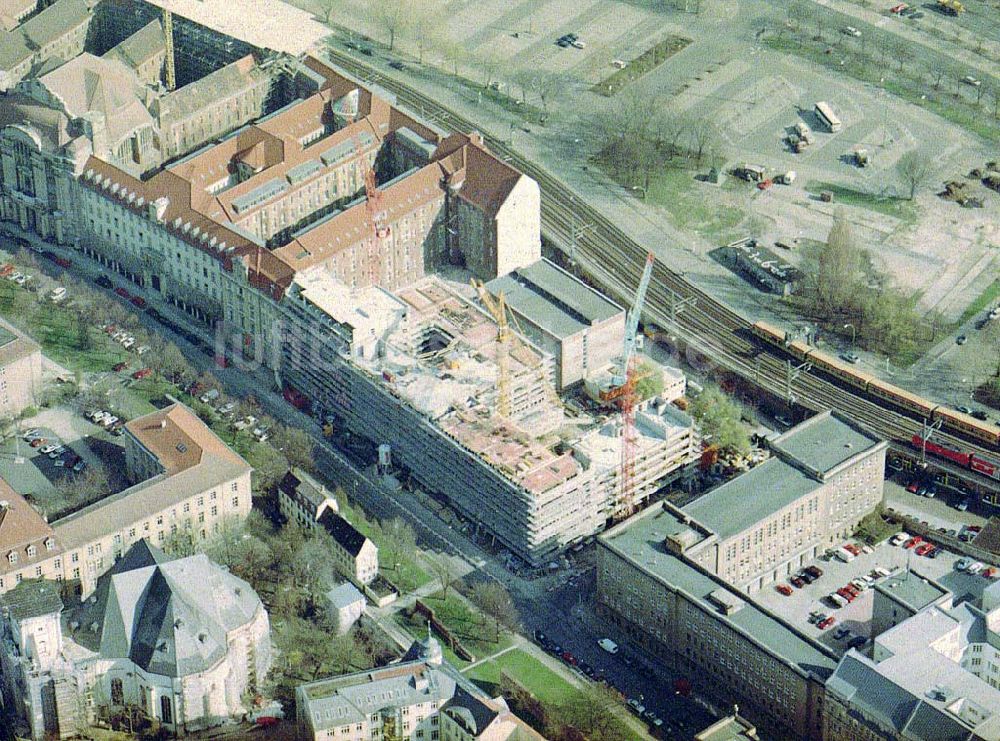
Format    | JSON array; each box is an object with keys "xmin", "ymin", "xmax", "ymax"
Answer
[{"xmin": 843, "ymin": 323, "xmax": 856, "ymax": 346}]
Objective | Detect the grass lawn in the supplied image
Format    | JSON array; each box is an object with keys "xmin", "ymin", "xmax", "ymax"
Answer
[
  {"xmin": 464, "ymin": 649, "xmax": 578, "ymax": 706},
  {"xmin": 646, "ymin": 169, "xmax": 745, "ymax": 242},
  {"xmin": 341, "ymin": 503, "xmax": 432, "ymax": 593},
  {"xmin": 396, "ymin": 590, "xmax": 515, "ymax": 667},
  {"xmin": 803, "ymin": 181, "xmax": 918, "ymax": 221},
  {"xmin": 959, "ymin": 278, "xmax": 1000, "ymax": 325},
  {"xmin": 0, "ymin": 283, "xmax": 128, "ymax": 373}
]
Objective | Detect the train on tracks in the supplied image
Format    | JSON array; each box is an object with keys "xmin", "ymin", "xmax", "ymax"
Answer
[{"xmin": 751, "ymin": 322, "xmax": 1000, "ymax": 476}]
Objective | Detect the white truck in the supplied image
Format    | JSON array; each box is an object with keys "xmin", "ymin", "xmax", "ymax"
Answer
[{"xmin": 834, "ymin": 546, "xmax": 856, "ymax": 563}]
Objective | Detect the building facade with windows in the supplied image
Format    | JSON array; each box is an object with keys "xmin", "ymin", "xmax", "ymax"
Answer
[
  {"xmin": 596, "ymin": 503, "xmax": 838, "ymax": 740},
  {"xmin": 0, "ymin": 320, "xmax": 42, "ymax": 416},
  {"xmin": 296, "ymin": 635, "xmax": 542, "ymax": 741},
  {"xmin": 0, "ymin": 403, "xmax": 252, "ymax": 598},
  {"xmin": 663, "ymin": 411, "xmax": 887, "ymax": 593},
  {"xmin": 0, "ymin": 541, "xmax": 272, "ymax": 740}
]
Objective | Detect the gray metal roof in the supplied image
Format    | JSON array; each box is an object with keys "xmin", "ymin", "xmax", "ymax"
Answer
[
  {"xmin": 603, "ymin": 509, "xmax": 837, "ymax": 680},
  {"xmin": 485, "ymin": 259, "xmax": 623, "ymax": 340},
  {"xmin": 232, "ymin": 177, "xmax": 288, "ymax": 213},
  {"xmin": 682, "ymin": 457, "xmax": 819, "ymax": 541},
  {"xmin": 770, "ymin": 410, "xmax": 883, "ymax": 476},
  {"xmin": 19, "ymin": 0, "xmax": 88, "ymax": 48},
  {"xmin": 0, "ymin": 578, "xmax": 62, "ymax": 621},
  {"xmin": 326, "ymin": 582, "xmax": 364, "ymax": 610},
  {"xmin": 70, "ymin": 542, "xmax": 264, "ymax": 678},
  {"xmin": 0, "ymin": 29, "xmax": 31, "ymax": 68},
  {"xmin": 875, "ymin": 571, "xmax": 948, "ymax": 613},
  {"xmin": 287, "ymin": 159, "xmax": 323, "ymax": 185}
]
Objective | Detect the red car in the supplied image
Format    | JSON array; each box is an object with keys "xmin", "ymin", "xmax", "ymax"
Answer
[
  {"xmin": 903, "ymin": 537, "xmax": 922, "ymax": 549},
  {"xmin": 255, "ymin": 717, "xmax": 279, "ymax": 728},
  {"xmin": 112, "ymin": 361, "xmax": 129, "ymax": 372},
  {"xmin": 844, "ymin": 584, "xmax": 861, "ymax": 596},
  {"xmin": 115, "ymin": 287, "xmax": 131, "ymax": 299},
  {"xmin": 817, "ymin": 617, "xmax": 836, "ymax": 630},
  {"xmin": 906, "ymin": 481, "xmax": 920, "ymax": 493},
  {"xmin": 54, "ymin": 257, "xmax": 71, "ymax": 268},
  {"xmin": 776, "ymin": 584, "xmax": 793, "ymax": 596},
  {"xmin": 130, "ymin": 296, "xmax": 146, "ymax": 308},
  {"xmin": 983, "ymin": 567, "xmax": 997, "ymax": 579},
  {"xmin": 837, "ymin": 588, "xmax": 855, "ymax": 602},
  {"xmin": 790, "ymin": 576, "xmax": 806, "ymax": 588},
  {"xmin": 915, "ymin": 543, "xmax": 933, "ymax": 556},
  {"xmin": 844, "ymin": 543, "xmax": 861, "ymax": 556},
  {"xmin": 890, "ymin": 2, "xmax": 908, "ymax": 12},
  {"xmin": 29, "ymin": 437, "xmax": 46, "ymax": 448},
  {"xmin": 132, "ymin": 368, "xmax": 152, "ymax": 380},
  {"xmin": 561, "ymin": 651, "xmax": 577, "ymax": 666}
]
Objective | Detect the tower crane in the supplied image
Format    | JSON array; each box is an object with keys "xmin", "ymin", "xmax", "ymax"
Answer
[
  {"xmin": 606, "ymin": 252, "xmax": 655, "ymax": 520},
  {"xmin": 473, "ymin": 280, "xmax": 512, "ymax": 418},
  {"xmin": 353, "ymin": 134, "xmax": 389, "ymax": 284},
  {"xmin": 162, "ymin": 4, "xmax": 176, "ymax": 91}
]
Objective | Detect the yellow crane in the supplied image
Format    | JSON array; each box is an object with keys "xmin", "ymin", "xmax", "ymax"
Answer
[
  {"xmin": 163, "ymin": 4, "xmax": 176, "ymax": 91},
  {"xmin": 473, "ymin": 280, "xmax": 512, "ymax": 418}
]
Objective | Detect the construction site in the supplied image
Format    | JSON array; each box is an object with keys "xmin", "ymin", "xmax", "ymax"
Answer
[{"xmin": 0, "ymin": 0, "xmax": 702, "ymax": 565}]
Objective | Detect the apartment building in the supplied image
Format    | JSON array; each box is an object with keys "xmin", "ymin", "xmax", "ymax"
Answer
[
  {"xmin": 0, "ymin": 403, "xmax": 252, "ymax": 598},
  {"xmin": 101, "ymin": 19, "xmax": 165, "ymax": 85},
  {"xmin": 0, "ymin": 320, "xmax": 42, "ymax": 416},
  {"xmin": 0, "ymin": 541, "xmax": 272, "ymax": 740},
  {"xmin": 277, "ymin": 468, "xmax": 378, "ymax": 586},
  {"xmin": 666, "ymin": 411, "xmax": 887, "ymax": 593},
  {"xmin": 825, "ymin": 580, "xmax": 1000, "ymax": 740},
  {"xmin": 296, "ymin": 634, "xmax": 543, "ymax": 741},
  {"xmin": 597, "ymin": 503, "xmax": 838, "ymax": 740}
]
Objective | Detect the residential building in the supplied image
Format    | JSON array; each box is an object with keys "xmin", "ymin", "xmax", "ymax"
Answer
[
  {"xmin": 664, "ymin": 410, "xmax": 887, "ymax": 593},
  {"xmin": 597, "ymin": 502, "xmax": 838, "ymax": 740},
  {"xmin": 325, "ymin": 581, "xmax": 364, "ymax": 635},
  {"xmin": 695, "ymin": 711, "xmax": 760, "ymax": 740},
  {"xmin": 276, "ymin": 467, "xmax": 377, "ymax": 585},
  {"xmin": 0, "ymin": 0, "xmax": 90, "ymax": 91},
  {"xmin": 101, "ymin": 19, "xmax": 165, "ymax": 85},
  {"xmin": 296, "ymin": 634, "xmax": 543, "ymax": 741},
  {"xmin": 485, "ymin": 258, "xmax": 625, "ymax": 390},
  {"xmin": 277, "ymin": 467, "xmax": 338, "ymax": 529},
  {"xmin": 0, "ymin": 540, "xmax": 272, "ymax": 739},
  {"xmin": 0, "ymin": 320, "xmax": 42, "ymax": 416},
  {"xmin": 0, "ymin": 0, "xmax": 35, "ymax": 32},
  {"xmin": 823, "ymin": 579, "xmax": 1000, "ymax": 740},
  {"xmin": 0, "ymin": 403, "xmax": 252, "ymax": 599}
]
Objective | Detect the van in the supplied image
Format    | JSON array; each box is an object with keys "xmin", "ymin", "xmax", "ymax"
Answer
[
  {"xmin": 828, "ymin": 593, "xmax": 848, "ymax": 608},
  {"xmin": 835, "ymin": 547, "xmax": 856, "ymax": 563}
]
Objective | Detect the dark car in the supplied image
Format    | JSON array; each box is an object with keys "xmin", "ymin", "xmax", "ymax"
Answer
[
  {"xmin": 790, "ymin": 576, "xmax": 806, "ymax": 588},
  {"xmin": 972, "ymin": 409, "xmax": 988, "ymax": 421},
  {"xmin": 115, "ymin": 287, "xmax": 131, "ymax": 299},
  {"xmin": 388, "ymin": 60, "xmax": 405, "ymax": 70},
  {"xmin": 805, "ymin": 565, "xmax": 824, "ymax": 578},
  {"xmin": 146, "ymin": 307, "xmax": 163, "ymax": 321},
  {"xmin": 54, "ymin": 257, "xmax": 71, "ymax": 268},
  {"xmin": 94, "ymin": 275, "xmax": 113, "ymax": 289},
  {"xmin": 533, "ymin": 629, "xmax": 547, "ymax": 644}
]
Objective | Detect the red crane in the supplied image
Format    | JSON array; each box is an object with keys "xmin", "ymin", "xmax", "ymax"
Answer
[{"xmin": 354, "ymin": 134, "xmax": 389, "ymax": 285}]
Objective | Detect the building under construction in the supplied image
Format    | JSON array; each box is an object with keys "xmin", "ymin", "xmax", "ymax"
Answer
[{"xmin": 0, "ymin": 0, "xmax": 699, "ymax": 563}]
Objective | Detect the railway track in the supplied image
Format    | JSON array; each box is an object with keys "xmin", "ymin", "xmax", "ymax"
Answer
[{"xmin": 324, "ymin": 47, "xmax": 999, "ymax": 480}]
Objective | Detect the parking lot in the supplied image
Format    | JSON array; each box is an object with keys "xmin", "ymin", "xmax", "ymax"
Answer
[
  {"xmin": 0, "ymin": 406, "xmax": 129, "ymax": 520},
  {"xmin": 755, "ymin": 535, "xmax": 997, "ymax": 655},
  {"xmin": 884, "ymin": 477, "xmax": 987, "ymax": 534}
]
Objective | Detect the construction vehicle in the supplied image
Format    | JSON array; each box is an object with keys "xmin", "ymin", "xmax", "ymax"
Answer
[
  {"xmin": 778, "ymin": 171, "xmax": 797, "ymax": 185},
  {"xmin": 937, "ymin": 0, "xmax": 964, "ymax": 14},
  {"xmin": 851, "ymin": 149, "xmax": 869, "ymax": 168},
  {"xmin": 733, "ymin": 164, "xmax": 766, "ymax": 182}
]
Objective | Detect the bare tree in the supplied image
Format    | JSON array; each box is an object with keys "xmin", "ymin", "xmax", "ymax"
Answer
[
  {"xmin": 650, "ymin": 112, "xmax": 689, "ymax": 159},
  {"xmin": 470, "ymin": 581, "xmax": 518, "ymax": 642},
  {"xmin": 689, "ymin": 121, "xmax": 722, "ymax": 165},
  {"xmin": 379, "ymin": 518, "xmax": 416, "ymax": 573},
  {"xmin": 896, "ymin": 150, "xmax": 933, "ymax": 200},
  {"xmin": 369, "ymin": 0, "xmax": 412, "ymax": 51},
  {"xmin": 429, "ymin": 554, "xmax": 454, "ymax": 600},
  {"xmin": 532, "ymin": 72, "xmax": 563, "ymax": 124}
]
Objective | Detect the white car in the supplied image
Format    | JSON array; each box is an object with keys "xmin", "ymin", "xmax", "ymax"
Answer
[
  {"xmin": 842, "ymin": 26, "xmax": 861, "ymax": 37},
  {"xmin": 39, "ymin": 444, "xmax": 59, "ymax": 455},
  {"xmin": 571, "ymin": 39, "xmax": 586, "ymax": 49},
  {"xmin": 101, "ymin": 415, "xmax": 119, "ymax": 428},
  {"xmin": 967, "ymin": 562, "xmax": 985, "ymax": 575},
  {"xmin": 598, "ymin": 638, "xmax": 619, "ymax": 654},
  {"xmin": 963, "ymin": 75, "xmax": 982, "ymax": 87},
  {"xmin": 135, "ymin": 345, "xmax": 150, "ymax": 355}
]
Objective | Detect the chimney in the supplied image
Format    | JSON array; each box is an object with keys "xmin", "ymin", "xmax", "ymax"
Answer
[
  {"xmin": 0, "ymin": 500, "xmax": 8, "ymax": 511},
  {"xmin": 160, "ymin": 420, "xmax": 166, "ymax": 429}
]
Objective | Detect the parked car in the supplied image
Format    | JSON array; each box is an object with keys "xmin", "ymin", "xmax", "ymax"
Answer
[
  {"xmin": 777, "ymin": 584, "xmax": 793, "ymax": 596},
  {"xmin": 94, "ymin": 275, "xmax": 113, "ymax": 289},
  {"xmin": 834, "ymin": 627, "xmax": 850, "ymax": 640},
  {"xmin": 39, "ymin": 444, "xmax": 59, "ymax": 455},
  {"xmin": 112, "ymin": 361, "xmax": 129, "ymax": 372},
  {"xmin": 903, "ymin": 536, "xmax": 922, "ymax": 549},
  {"xmin": 967, "ymin": 562, "xmax": 985, "ymax": 575},
  {"xmin": 956, "ymin": 557, "xmax": 972, "ymax": 571},
  {"xmin": 915, "ymin": 543, "xmax": 934, "ymax": 556},
  {"xmin": 804, "ymin": 565, "xmax": 824, "ymax": 579},
  {"xmin": 29, "ymin": 438, "xmax": 47, "ymax": 448},
  {"xmin": 817, "ymin": 617, "xmax": 836, "ymax": 629},
  {"xmin": 627, "ymin": 699, "xmax": 645, "ymax": 715},
  {"xmin": 130, "ymin": 296, "xmax": 146, "ymax": 308},
  {"xmin": 560, "ymin": 651, "xmax": 577, "ymax": 666},
  {"xmin": 906, "ymin": 481, "xmax": 920, "ymax": 493},
  {"xmin": 72, "ymin": 459, "xmax": 87, "ymax": 473},
  {"xmin": 598, "ymin": 638, "xmax": 619, "ymax": 654},
  {"xmin": 132, "ymin": 368, "xmax": 152, "ymax": 380},
  {"xmin": 844, "ymin": 543, "xmax": 861, "ymax": 556},
  {"xmin": 114, "ymin": 287, "xmax": 131, "ymax": 299}
]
